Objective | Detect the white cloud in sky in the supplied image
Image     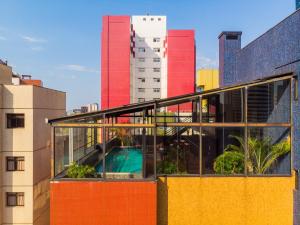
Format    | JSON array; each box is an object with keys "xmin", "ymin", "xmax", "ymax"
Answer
[
  {"xmin": 62, "ymin": 64, "xmax": 99, "ymax": 73},
  {"xmin": 0, "ymin": 36, "xmax": 6, "ymax": 40},
  {"xmin": 21, "ymin": 35, "xmax": 47, "ymax": 43},
  {"xmin": 197, "ymin": 55, "xmax": 219, "ymax": 69}
]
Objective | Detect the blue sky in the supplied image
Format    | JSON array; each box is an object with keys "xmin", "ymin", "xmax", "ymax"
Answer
[{"xmin": 0, "ymin": 0, "xmax": 296, "ymax": 110}]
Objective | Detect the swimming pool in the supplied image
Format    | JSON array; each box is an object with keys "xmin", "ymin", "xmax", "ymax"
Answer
[{"xmin": 96, "ymin": 147, "xmax": 142, "ymax": 174}]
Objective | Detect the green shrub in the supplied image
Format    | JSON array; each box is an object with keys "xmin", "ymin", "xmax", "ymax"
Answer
[
  {"xmin": 67, "ymin": 162, "xmax": 96, "ymax": 178},
  {"xmin": 157, "ymin": 161, "xmax": 177, "ymax": 174},
  {"xmin": 213, "ymin": 135, "xmax": 291, "ymax": 175},
  {"xmin": 213, "ymin": 151, "xmax": 245, "ymax": 175}
]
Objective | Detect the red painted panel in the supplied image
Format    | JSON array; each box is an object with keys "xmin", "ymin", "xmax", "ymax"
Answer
[
  {"xmin": 20, "ymin": 79, "xmax": 43, "ymax": 87},
  {"xmin": 167, "ymin": 30, "xmax": 195, "ymax": 112},
  {"xmin": 50, "ymin": 181, "xmax": 157, "ymax": 225},
  {"xmin": 101, "ymin": 16, "xmax": 131, "ymax": 110}
]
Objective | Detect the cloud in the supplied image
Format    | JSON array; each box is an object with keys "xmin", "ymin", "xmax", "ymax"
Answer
[
  {"xmin": 0, "ymin": 36, "xmax": 6, "ymax": 40},
  {"xmin": 31, "ymin": 46, "xmax": 44, "ymax": 51},
  {"xmin": 61, "ymin": 64, "xmax": 99, "ymax": 73},
  {"xmin": 197, "ymin": 55, "xmax": 219, "ymax": 69},
  {"xmin": 21, "ymin": 35, "xmax": 47, "ymax": 43}
]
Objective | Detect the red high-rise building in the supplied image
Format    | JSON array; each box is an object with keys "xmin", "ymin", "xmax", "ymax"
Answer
[
  {"xmin": 101, "ymin": 16, "xmax": 131, "ymax": 110},
  {"xmin": 167, "ymin": 30, "xmax": 195, "ymax": 112}
]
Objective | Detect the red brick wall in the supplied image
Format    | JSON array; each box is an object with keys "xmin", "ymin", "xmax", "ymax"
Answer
[{"xmin": 50, "ymin": 181, "xmax": 157, "ymax": 225}]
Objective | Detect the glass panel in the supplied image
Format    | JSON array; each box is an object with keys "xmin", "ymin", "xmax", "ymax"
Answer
[
  {"xmin": 202, "ymin": 127, "xmax": 245, "ymax": 175},
  {"xmin": 157, "ymin": 100, "xmax": 198, "ymax": 126},
  {"xmin": 96, "ymin": 128, "xmax": 152, "ymax": 179},
  {"xmin": 202, "ymin": 89, "xmax": 243, "ymax": 123},
  {"xmin": 247, "ymin": 127, "xmax": 291, "ymax": 175},
  {"xmin": 54, "ymin": 127, "xmax": 70, "ymax": 176},
  {"xmin": 156, "ymin": 126, "xmax": 200, "ymax": 175},
  {"xmin": 247, "ymin": 79, "xmax": 290, "ymax": 123}
]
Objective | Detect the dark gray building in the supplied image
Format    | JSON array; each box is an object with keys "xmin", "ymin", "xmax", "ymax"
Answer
[{"xmin": 219, "ymin": 9, "xmax": 300, "ymax": 225}]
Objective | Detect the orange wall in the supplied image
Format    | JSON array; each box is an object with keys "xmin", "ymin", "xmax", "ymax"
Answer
[{"xmin": 50, "ymin": 181, "xmax": 157, "ymax": 225}]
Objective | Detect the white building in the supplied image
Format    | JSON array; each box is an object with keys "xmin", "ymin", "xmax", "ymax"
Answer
[{"xmin": 130, "ymin": 15, "xmax": 167, "ymax": 103}]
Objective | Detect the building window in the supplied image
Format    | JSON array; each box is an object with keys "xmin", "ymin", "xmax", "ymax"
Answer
[
  {"xmin": 226, "ymin": 35, "xmax": 238, "ymax": 40},
  {"xmin": 151, "ymin": 18, "xmax": 154, "ymax": 21},
  {"xmin": 6, "ymin": 157, "xmax": 25, "ymax": 171},
  {"xmin": 153, "ymin": 68, "xmax": 160, "ymax": 72},
  {"xmin": 154, "ymin": 48, "xmax": 160, "ymax": 53},
  {"xmin": 153, "ymin": 37, "xmax": 160, "ymax": 42},
  {"xmin": 153, "ymin": 58, "xmax": 160, "ymax": 62},
  {"xmin": 153, "ymin": 88, "xmax": 160, "ymax": 93},
  {"xmin": 138, "ymin": 77, "xmax": 145, "ymax": 83},
  {"xmin": 138, "ymin": 88, "xmax": 145, "ymax": 93},
  {"xmin": 153, "ymin": 78, "xmax": 160, "ymax": 82},
  {"xmin": 7, "ymin": 114, "xmax": 24, "ymax": 128},
  {"xmin": 138, "ymin": 98, "xmax": 145, "ymax": 103},
  {"xmin": 138, "ymin": 67, "xmax": 145, "ymax": 72},
  {"xmin": 6, "ymin": 192, "xmax": 24, "ymax": 207},
  {"xmin": 153, "ymin": 98, "xmax": 160, "ymax": 100},
  {"xmin": 197, "ymin": 85, "xmax": 205, "ymax": 92},
  {"xmin": 138, "ymin": 38, "xmax": 145, "ymax": 42},
  {"xmin": 138, "ymin": 47, "xmax": 145, "ymax": 52},
  {"xmin": 138, "ymin": 57, "xmax": 145, "ymax": 62},
  {"xmin": 158, "ymin": 18, "xmax": 161, "ymax": 21},
  {"xmin": 143, "ymin": 18, "xmax": 146, "ymax": 21}
]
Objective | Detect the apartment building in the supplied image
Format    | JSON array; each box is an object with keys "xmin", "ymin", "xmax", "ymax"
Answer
[
  {"xmin": 131, "ymin": 16, "xmax": 167, "ymax": 103},
  {"xmin": 101, "ymin": 15, "xmax": 195, "ymax": 110},
  {"xmin": 0, "ymin": 60, "xmax": 66, "ymax": 225}
]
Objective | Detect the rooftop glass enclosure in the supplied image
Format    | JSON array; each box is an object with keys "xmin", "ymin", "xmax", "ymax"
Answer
[{"xmin": 50, "ymin": 73, "xmax": 295, "ymax": 179}]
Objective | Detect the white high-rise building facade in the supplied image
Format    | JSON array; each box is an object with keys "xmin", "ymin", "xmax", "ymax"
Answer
[{"xmin": 130, "ymin": 15, "xmax": 167, "ymax": 103}]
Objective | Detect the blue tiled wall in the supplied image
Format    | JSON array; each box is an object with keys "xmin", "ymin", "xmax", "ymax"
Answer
[
  {"xmin": 219, "ymin": 10, "xmax": 300, "ymax": 225},
  {"xmin": 219, "ymin": 10, "xmax": 300, "ymax": 169}
]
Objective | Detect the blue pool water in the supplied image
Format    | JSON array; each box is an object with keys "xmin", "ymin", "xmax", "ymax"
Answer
[{"xmin": 96, "ymin": 147, "xmax": 142, "ymax": 173}]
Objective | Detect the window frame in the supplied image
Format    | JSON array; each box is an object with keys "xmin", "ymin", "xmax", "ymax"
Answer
[
  {"xmin": 6, "ymin": 113, "xmax": 25, "ymax": 129},
  {"xmin": 6, "ymin": 156, "xmax": 25, "ymax": 171},
  {"xmin": 153, "ymin": 58, "xmax": 160, "ymax": 63},
  {"xmin": 153, "ymin": 88, "xmax": 160, "ymax": 93},
  {"xmin": 6, "ymin": 192, "xmax": 25, "ymax": 207},
  {"xmin": 138, "ymin": 88, "xmax": 145, "ymax": 93}
]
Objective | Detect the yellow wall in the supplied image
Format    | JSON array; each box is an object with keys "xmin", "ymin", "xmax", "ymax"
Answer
[
  {"xmin": 158, "ymin": 175, "xmax": 295, "ymax": 225},
  {"xmin": 197, "ymin": 69, "xmax": 219, "ymax": 91}
]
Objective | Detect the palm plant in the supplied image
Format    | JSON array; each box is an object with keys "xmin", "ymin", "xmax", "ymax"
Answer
[
  {"xmin": 113, "ymin": 128, "xmax": 133, "ymax": 146},
  {"xmin": 215, "ymin": 135, "xmax": 290, "ymax": 175}
]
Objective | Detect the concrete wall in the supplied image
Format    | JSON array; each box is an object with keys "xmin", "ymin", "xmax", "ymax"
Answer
[
  {"xmin": 0, "ymin": 64, "xmax": 12, "ymax": 85},
  {"xmin": 0, "ymin": 85, "xmax": 66, "ymax": 225},
  {"xmin": 32, "ymin": 86, "xmax": 65, "ymax": 225},
  {"xmin": 157, "ymin": 175, "xmax": 295, "ymax": 225},
  {"xmin": 50, "ymin": 181, "xmax": 157, "ymax": 225}
]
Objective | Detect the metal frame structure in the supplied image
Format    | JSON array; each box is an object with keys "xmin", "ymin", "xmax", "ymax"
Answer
[{"xmin": 49, "ymin": 72, "xmax": 295, "ymax": 180}]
